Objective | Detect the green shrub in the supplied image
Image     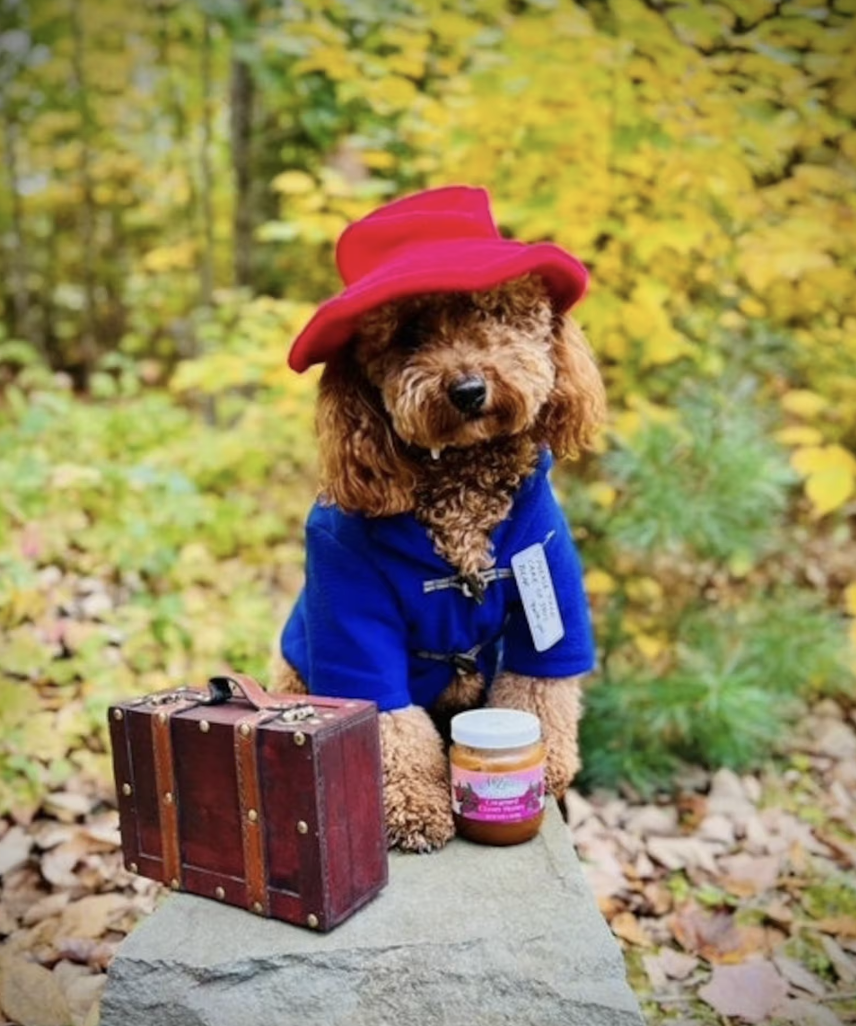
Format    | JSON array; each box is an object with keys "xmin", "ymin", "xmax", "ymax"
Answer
[{"xmin": 564, "ymin": 377, "xmax": 855, "ymax": 795}]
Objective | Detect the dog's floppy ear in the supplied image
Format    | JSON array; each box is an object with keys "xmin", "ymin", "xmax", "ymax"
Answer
[
  {"xmin": 535, "ymin": 316, "xmax": 606, "ymax": 459},
  {"xmin": 316, "ymin": 350, "xmax": 418, "ymax": 516}
]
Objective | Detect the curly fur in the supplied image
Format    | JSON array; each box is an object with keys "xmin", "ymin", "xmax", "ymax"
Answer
[
  {"xmin": 275, "ymin": 273, "xmax": 605, "ymax": 851},
  {"xmin": 379, "ymin": 706, "xmax": 455, "ymax": 852}
]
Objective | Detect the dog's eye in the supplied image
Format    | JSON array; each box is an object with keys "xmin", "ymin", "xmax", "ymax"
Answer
[{"xmin": 396, "ymin": 321, "xmax": 430, "ymax": 353}]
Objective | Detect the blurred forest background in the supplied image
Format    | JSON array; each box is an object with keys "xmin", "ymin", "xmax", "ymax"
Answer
[{"xmin": 1, "ymin": 0, "xmax": 856, "ymax": 820}]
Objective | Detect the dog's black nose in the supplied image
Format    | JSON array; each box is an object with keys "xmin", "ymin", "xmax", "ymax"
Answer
[{"xmin": 448, "ymin": 375, "xmax": 487, "ymax": 414}]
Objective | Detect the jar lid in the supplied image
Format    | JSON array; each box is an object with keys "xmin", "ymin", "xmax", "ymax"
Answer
[{"xmin": 451, "ymin": 708, "xmax": 542, "ymax": 749}]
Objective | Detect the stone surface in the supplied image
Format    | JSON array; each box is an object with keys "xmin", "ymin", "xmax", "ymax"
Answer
[{"xmin": 101, "ymin": 801, "xmax": 644, "ymax": 1026}]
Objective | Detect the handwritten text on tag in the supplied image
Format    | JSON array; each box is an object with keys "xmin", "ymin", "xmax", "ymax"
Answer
[{"xmin": 510, "ymin": 543, "xmax": 565, "ymax": 652}]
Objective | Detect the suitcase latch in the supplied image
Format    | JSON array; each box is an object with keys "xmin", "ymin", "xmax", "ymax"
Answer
[
  {"xmin": 279, "ymin": 703, "xmax": 317, "ymax": 723},
  {"xmin": 136, "ymin": 687, "xmax": 200, "ymax": 707}
]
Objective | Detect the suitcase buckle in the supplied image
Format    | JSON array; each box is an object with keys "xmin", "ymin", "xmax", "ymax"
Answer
[
  {"xmin": 138, "ymin": 687, "xmax": 199, "ymax": 706},
  {"xmin": 279, "ymin": 703, "xmax": 317, "ymax": 723}
]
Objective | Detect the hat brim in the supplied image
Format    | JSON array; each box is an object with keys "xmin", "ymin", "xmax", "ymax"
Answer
[{"xmin": 287, "ymin": 238, "xmax": 588, "ymax": 372}]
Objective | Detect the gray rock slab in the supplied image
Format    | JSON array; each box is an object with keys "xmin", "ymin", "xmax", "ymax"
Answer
[{"xmin": 101, "ymin": 800, "xmax": 644, "ymax": 1026}]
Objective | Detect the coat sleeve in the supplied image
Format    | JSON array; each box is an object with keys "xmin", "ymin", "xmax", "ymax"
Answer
[
  {"xmin": 298, "ymin": 519, "xmax": 411, "ymax": 712},
  {"xmin": 501, "ymin": 502, "xmax": 596, "ymax": 681}
]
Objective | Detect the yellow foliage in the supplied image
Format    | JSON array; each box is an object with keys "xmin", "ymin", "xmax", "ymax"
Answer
[
  {"xmin": 625, "ymin": 577, "xmax": 664, "ymax": 605},
  {"xmin": 633, "ymin": 633, "xmax": 668, "ymax": 661},
  {"xmin": 365, "ymin": 75, "xmax": 420, "ymax": 113},
  {"xmin": 791, "ymin": 444, "xmax": 856, "ymax": 477},
  {"xmin": 271, "ymin": 171, "xmax": 316, "ymax": 195},
  {"xmin": 361, "ymin": 150, "xmax": 396, "ymax": 170},
  {"xmin": 781, "ymin": 390, "xmax": 829, "ymax": 418},
  {"xmin": 587, "ymin": 482, "xmax": 617, "ymax": 508},
  {"xmin": 142, "ymin": 241, "xmax": 197, "ymax": 274},
  {"xmin": 585, "ymin": 569, "xmax": 617, "ymax": 595},
  {"xmin": 773, "ymin": 426, "xmax": 824, "ymax": 447},
  {"xmin": 805, "ymin": 468, "xmax": 855, "ymax": 518},
  {"xmin": 791, "ymin": 445, "xmax": 856, "ymax": 516},
  {"xmin": 293, "ymin": 44, "xmax": 357, "ymax": 81}
]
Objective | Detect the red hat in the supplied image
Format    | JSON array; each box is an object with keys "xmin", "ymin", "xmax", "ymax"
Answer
[{"xmin": 287, "ymin": 185, "xmax": 589, "ymax": 372}]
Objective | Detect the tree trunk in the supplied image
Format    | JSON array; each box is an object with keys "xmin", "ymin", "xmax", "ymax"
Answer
[
  {"xmin": 200, "ymin": 14, "xmax": 215, "ymax": 307},
  {"xmin": 69, "ymin": 0, "xmax": 99, "ymax": 375},
  {"xmin": 1, "ymin": 111, "xmax": 34, "ymax": 348},
  {"xmin": 229, "ymin": 1, "xmax": 259, "ymax": 289}
]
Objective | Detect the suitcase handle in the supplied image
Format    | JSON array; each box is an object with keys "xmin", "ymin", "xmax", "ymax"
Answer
[{"xmin": 206, "ymin": 674, "xmax": 283, "ymax": 710}]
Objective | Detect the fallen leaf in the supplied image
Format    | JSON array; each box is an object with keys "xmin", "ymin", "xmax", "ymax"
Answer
[
  {"xmin": 1, "ymin": 867, "xmax": 47, "ymax": 920},
  {"xmin": 623, "ymin": 805, "xmax": 679, "ymax": 837},
  {"xmin": 718, "ymin": 852, "xmax": 781, "ymax": 897},
  {"xmin": 758, "ymin": 899, "xmax": 795, "ymax": 928},
  {"xmin": 696, "ymin": 813, "xmax": 736, "ymax": 847},
  {"xmin": 708, "ymin": 767, "xmax": 753, "ymax": 805},
  {"xmin": 670, "ymin": 903, "xmax": 771, "ymax": 963},
  {"xmin": 80, "ymin": 815, "xmax": 121, "ymax": 850},
  {"xmin": 815, "ymin": 829, "xmax": 856, "ymax": 869},
  {"xmin": 698, "ymin": 958, "xmax": 788, "ymax": 1024},
  {"xmin": 642, "ymin": 946, "xmax": 699, "ymax": 989},
  {"xmin": 41, "ymin": 837, "xmax": 90, "ymax": 888},
  {"xmin": 632, "ymin": 851, "xmax": 657, "ymax": 880},
  {"xmin": 813, "ymin": 915, "xmax": 856, "ymax": 938},
  {"xmin": 22, "ymin": 891, "xmax": 71, "ymax": 926},
  {"xmin": 641, "ymin": 881, "xmax": 673, "ymax": 916},
  {"xmin": 0, "ymin": 953, "xmax": 71, "ymax": 1026},
  {"xmin": 0, "ymin": 826, "xmax": 33, "ymax": 876},
  {"xmin": 0, "ymin": 904, "xmax": 17, "ymax": 935},
  {"xmin": 743, "ymin": 814, "xmax": 773, "ymax": 854},
  {"xmin": 54, "ymin": 936, "xmax": 119, "ymax": 971},
  {"xmin": 57, "ymin": 894, "xmax": 129, "ymax": 941},
  {"xmin": 42, "ymin": 792, "xmax": 95, "ymax": 823},
  {"xmin": 808, "ymin": 720, "xmax": 856, "ymax": 761},
  {"xmin": 775, "ymin": 997, "xmax": 846, "ymax": 1026},
  {"xmin": 642, "ymin": 952, "xmax": 668, "ymax": 989},
  {"xmin": 578, "ymin": 836, "xmax": 628, "ymax": 900},
  {"xmin": 772, "ymin": 953, "xmax": 828, "ymax": 996},
  {"xmin": 658, "ymin": 947, "xmax": 700, "ymax": 980},
  {"xmin": 610, "ymin": 910, "xmax": 654, "ymax": 947},
  {"xmin": 564, "ymin": 791, "xmax": 595, "ymax": 829},
  {"xmin": 62, "ymin": 971, "xmax": 106, "ymax": 1026},
  {"xmin": 32, "ymin": 822, "xmax": 78, "ymax": 851},
  {"xmin": 648, "ymin": 836, "xmax": 720, "ymax": 873},
  {"xmin": 819, "ymin": 934, "xmax": 856, "ymax": 982}
]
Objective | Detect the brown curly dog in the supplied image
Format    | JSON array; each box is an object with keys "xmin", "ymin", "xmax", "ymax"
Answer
[{"xmin": 272, "ymin": 272, "xmax": 605, "ymax": 852}]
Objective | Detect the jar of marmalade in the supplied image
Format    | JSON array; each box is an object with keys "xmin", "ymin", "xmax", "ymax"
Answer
[{"xmin": 450, "ymin": 709, "xmax": 546, "ymax": 846}]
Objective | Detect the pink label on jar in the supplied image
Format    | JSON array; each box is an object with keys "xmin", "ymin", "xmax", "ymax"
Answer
[{"xmin": 451, "ymin": 763, "xmax": 546, "ymax": 823}]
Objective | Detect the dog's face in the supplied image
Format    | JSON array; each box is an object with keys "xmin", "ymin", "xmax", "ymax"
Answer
[
  {"xmin": 316, "ymin": 273, "xmax": 605, "ymax": 516},
  {"xmin": 354, "ymin": 276, "xmax": 556, "ymax": 453}
]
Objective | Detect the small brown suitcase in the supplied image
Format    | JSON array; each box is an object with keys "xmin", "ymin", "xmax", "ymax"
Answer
[{"xmin": 108, "ymin": 674, "xmax": 388, "ymax": 932}]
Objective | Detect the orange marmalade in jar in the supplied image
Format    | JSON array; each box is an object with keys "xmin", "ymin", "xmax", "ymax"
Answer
[{"xmin": 450, "ymin": 709, "xmax": 546, "ymax": 846}]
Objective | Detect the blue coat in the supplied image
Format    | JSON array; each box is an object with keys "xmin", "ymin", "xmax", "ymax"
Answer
[{"xmin": 281, "ymin": 452, "xmax": 595, "ymax": 712}]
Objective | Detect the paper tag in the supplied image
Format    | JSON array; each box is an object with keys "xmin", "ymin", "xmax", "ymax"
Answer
[{"xmin": 510, "ymin": 543, "xmax": 565, "ymax": 652}]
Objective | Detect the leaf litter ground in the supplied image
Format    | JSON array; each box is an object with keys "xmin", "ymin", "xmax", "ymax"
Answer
[
  {"xmin": 1, "ymin": 704, "xmax": 855, "ymax": 1024},
  {"xmin": 572, "ymin": 698, "xmax": 856, "ymax": 1025}
]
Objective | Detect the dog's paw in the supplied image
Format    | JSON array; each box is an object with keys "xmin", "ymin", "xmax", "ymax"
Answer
[
  {"xmin": 489, "ymin": 672, "xmax": 582, "ymax": 799},
  {"xmin": 386, "ymin": 791, "xmax": 455, "ymax": 853},
  {"xmin": 379, "ymin": 706, "xmax": 456, "ymax": 853}
]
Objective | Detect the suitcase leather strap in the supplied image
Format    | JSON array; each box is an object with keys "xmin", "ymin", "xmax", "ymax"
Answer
[
  {"xmin": 234, "ymin": 712, "xmax": 270, "ymax": 915},
  {"xmin": 150, "ymin": 699, "xmax": 196, "ymax": 889},
  {"xmin": 209, "ymin": 673, "xmax": 285, "ymax": 710}
]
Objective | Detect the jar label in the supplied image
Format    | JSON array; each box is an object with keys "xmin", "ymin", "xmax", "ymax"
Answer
[{"xmin": 451, "ymin": 763, "xmax": 546, "ymax": 823}]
